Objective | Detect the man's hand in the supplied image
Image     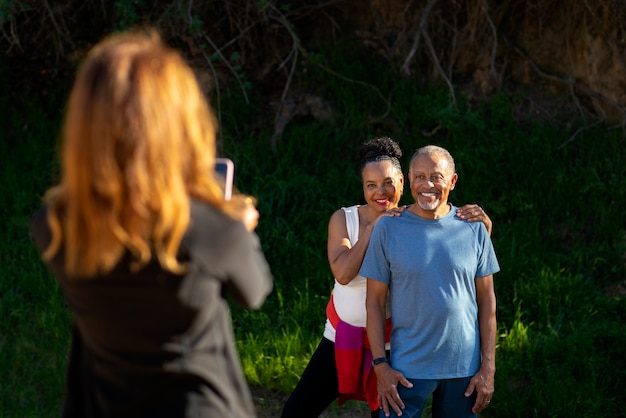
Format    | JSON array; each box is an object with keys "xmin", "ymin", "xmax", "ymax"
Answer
[
  {"xmin": 374, "ymin": 363, "xmax": 413, "ymax": 417},
  {"xmin": 464, "ymin": 366, "xmax": 495, "ymax": 414}
]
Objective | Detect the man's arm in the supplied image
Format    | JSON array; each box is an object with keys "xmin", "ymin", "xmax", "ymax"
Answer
[
  {"xmin": 465, "ymin": 274, "xmax": 497, "ymax": 413},
  {"xmin": 366, "ymin": 278, "xmax": 388, "ymax": 361},
  {"xmin": 366, "ymin": 278, "xmax": 412, "ymax": 417}
]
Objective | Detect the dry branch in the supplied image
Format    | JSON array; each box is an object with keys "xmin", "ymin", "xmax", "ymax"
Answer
[{"xmin": 401, "ymin": 0, "xmax": 438, "ymax": 75}]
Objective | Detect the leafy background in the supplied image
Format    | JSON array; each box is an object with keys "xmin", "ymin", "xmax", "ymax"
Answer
[{"xmin": 1, "ymin": 1, "xmax": 626, "ymax": 417}]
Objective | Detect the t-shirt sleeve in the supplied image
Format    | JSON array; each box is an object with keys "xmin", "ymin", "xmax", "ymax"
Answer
[
  {"xmin": 358, "ymin": 218, "xmax": 390, "ymax": 284},
  {"xmin": 476, "ymin": 223, "xmax": 500, "ymax": 278}
]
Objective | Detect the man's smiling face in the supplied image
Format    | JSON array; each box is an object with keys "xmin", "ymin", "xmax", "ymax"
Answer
[{"xmin": 408, "ymin": 154, "xmax": 457, "ymax": 219}]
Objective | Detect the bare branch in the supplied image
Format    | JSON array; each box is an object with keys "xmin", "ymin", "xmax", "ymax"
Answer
[
  {"xmin": 1, "ymin": 16, "xmax": 22, "ymax": 53},
  {"xmin": 557, "ymin": 111, "xmax": 606, "ymax": 150},
  {"xmin": 184, "ymin": 0, "xmax": 226, "ymax": 151},
  {"xmin": 401, "ymin": 0, "xmax": 438, "ymax": 75},
  {"xmin": 266, "ymin": 2, "xmax": 392, "ymax": 119},
  {"xmin": 482, "ymin": 0, "xmax": 498, "ymax": 80},
  {"xmin": 423, "ymin": 29, "xmax": 457, "ymax": 109},
  {"xmin": 195, "ymin": 31, "xmax": 250, "ymax": 105},
  {"xmin": 271, "ymin": 39, "xmax": 299, "ymax": 149}
]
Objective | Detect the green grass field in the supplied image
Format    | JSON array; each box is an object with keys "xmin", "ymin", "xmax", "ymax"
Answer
[{"xmin": 2, "ymin": 45, "xmax": 625, "ymax": 417}]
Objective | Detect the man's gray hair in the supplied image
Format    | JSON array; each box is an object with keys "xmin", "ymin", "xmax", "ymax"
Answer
[{"xmin": 410, "ymin": 145, "xmax": 456, "ymax": 174}]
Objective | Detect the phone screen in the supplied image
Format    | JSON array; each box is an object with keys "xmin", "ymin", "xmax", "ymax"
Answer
[{"xmin": 215, "ymin": 158, "xmax": 234, "ymax": 200}]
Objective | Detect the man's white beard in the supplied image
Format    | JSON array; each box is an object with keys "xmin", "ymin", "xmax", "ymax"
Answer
[{"xmin": 417, "ymin": 198, "xmax": 439, "ymax": 211}]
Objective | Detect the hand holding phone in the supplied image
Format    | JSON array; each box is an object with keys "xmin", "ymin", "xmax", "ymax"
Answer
[{"xmin": 239, "ymin": 198, "xmax": 259, "ymax": 231}]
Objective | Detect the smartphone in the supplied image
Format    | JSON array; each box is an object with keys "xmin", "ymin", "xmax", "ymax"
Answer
[{"xmin": 214, "ymin": 157, "xmax": 234, "ymax": 200}]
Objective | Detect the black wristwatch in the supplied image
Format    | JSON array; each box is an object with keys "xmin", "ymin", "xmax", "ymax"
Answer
[{"xmin": 371, "ymin": 357, "xmax": 389, "ymax": 367}]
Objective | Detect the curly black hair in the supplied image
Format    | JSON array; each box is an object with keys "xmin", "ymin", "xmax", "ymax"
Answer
[{"xmin": 359, "ymin": 136, "xmax": 402, "ymax": 174}]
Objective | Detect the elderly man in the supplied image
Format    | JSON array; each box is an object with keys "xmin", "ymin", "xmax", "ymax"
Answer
[{"xmin": 361, "ymin": 145, "xmax": 499, "ymax": 418}]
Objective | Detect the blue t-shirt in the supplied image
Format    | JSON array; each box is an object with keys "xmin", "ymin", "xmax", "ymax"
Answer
[{"xmin": 360, "ymin": 204, "xmax": 500, "ymax": 379}]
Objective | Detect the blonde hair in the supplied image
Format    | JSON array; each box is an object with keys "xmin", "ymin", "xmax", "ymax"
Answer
[{"xmin": 43, "ymin": 29, "xmax": 237, "ymax": 278}]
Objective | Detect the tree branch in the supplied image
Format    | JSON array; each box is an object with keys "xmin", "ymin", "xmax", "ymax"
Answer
[{"xmin": 401, "ymin": 0, "xmax": 438, "ymax": 75}]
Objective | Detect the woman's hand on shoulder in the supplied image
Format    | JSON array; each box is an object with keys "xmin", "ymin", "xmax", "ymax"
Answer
[
  {"xmin": 373, "ymin": 205, "xmax": 407, "ymax": 225},
  {"xmin": 456, "ymin": 204, "xmax": 492, "ymax": 236},
  {"xmin": 386, "ymin": 205, "xmax": 408, "ymax": 215}
]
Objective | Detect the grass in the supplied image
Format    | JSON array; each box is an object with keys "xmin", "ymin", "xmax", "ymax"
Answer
[{"xmin": 1, "ymin": 42, "xmax": 625, "ymax": 417}]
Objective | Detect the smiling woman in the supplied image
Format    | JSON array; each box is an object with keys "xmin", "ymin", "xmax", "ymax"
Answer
[{"xmin": 281, "ymin": 136, "xmax": 404, "ymax": 418}]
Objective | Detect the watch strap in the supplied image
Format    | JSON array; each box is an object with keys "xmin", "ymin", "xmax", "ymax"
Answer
[{"xmin": 371, "ymin": 356, "xmax": 389, "ymax": 366}]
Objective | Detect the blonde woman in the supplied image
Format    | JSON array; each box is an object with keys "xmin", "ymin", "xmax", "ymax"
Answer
[{"xmin": 30, "ymin": 30, "xmax": 272, "ymax": 417}]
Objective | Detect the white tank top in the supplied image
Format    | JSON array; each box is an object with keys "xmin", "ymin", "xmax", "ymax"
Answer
[{"xmin": 323, "ymin": 205, "xmax": 391, "ymax": 342}]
